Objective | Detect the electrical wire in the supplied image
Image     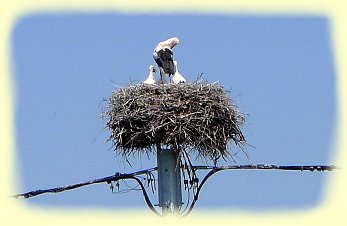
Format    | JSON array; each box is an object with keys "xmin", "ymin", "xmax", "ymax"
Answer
[
  {"xmin": 12, "ymin": 167, "xmax": 157, "ymax": 198},
  {"xmin": 180, "ymin": 164, "xmax": 337, "ymax": 217},
  {"xmin": 12, "ymin": 164, "xmax": 337, "ymax": 217}
]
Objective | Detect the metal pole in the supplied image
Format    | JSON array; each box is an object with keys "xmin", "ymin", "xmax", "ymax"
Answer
[{"xmin": 156, "ymin": 145, "xmax": 182, "ymax": 215}]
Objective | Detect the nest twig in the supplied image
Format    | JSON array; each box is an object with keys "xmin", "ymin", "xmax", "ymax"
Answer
[{"xmin": 102, "ymin": 80, "xmax": 247, "ymax": 162}]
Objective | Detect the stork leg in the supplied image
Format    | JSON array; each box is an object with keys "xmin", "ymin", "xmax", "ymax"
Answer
[{"xmin": 159, "ymin": 68, "xmax": 164, "ymax": 84}]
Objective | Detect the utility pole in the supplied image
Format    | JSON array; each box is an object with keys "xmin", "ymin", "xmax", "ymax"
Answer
[{"xmin": 156, "ymin": 145, "xmax": 182, "ymax": 215}]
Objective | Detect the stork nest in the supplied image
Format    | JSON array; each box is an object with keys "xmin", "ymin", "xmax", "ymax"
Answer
[{"xmin": 102, "ymin": 81, "xmax": 247, "ymax": 162}]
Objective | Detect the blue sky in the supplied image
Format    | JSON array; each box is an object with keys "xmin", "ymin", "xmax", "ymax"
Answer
[{"xmin": 12, "ymin": 13, "xmax": 336, "ymax": 211}]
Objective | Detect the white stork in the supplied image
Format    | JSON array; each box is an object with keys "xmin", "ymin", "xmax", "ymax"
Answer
[
  {"xmin": 172, "ymin": 61, "xmax": 186, "ymax": 84},
  {"xmin": 143, "ymin": 65, "xmax": 156, "ymax": 85},
  {"xmin": 153, "ymin": 37, "xmax": 179, "ymax": 84}
]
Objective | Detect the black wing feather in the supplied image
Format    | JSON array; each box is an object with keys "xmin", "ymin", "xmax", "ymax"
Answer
[{"xmin": 155, "ymin": 48, "xmax": 176, "ymax": 75}]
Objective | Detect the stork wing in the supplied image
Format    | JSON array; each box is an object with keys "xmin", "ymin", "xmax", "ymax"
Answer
[{"xmin": 155, "ymin": 49, "xmax": 175, "ymax": 75}]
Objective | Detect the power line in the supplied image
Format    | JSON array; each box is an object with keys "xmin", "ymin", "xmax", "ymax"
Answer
[
  {"xmin": 12, "ymin": 167, "xmax": 157, "ymax": 199},
  {"xmin": 181, "ymin": 164, "xmax": 337, "ymax": 217},
  {"xmin": 192, "ymin": 164, "xmax": 337, "ymax": 172},
  {"xmin": 12, "ymin": 164, "xmax": 337, "ymax": 217}
]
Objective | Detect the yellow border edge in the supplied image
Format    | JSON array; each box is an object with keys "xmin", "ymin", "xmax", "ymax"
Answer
[{"xmin": 1, "ymin": 1, "xmax": 346, "ymax": 225}]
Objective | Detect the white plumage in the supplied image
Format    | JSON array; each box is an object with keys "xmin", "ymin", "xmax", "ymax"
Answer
[
  {"xmin": 153, "ymin": 37, "xmax": 180, "ymax": 54},
  {"xmin": 172, "ymin": 61, "xmax": 186, "ymax": 84},
  {"xmin": 143, "ymin": 65, "xmax": 156, "ymax": 85}
]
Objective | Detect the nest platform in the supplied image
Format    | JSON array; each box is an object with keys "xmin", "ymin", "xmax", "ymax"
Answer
[{"xmin": 103, "ymin": 81, "xmax": 246, "ymax": 162}]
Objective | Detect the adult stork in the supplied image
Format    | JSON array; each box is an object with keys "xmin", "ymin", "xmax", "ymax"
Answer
[{"xmin": 153, "ymin": 37, "xmax": 179, "ymax": 84}]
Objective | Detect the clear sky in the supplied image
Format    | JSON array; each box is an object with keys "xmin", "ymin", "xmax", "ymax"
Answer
[{"xmin": 12, "ymin": 13, "xmax": 336, "ymax": 212}]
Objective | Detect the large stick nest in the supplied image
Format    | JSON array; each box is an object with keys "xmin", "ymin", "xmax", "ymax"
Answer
[{"xmin": 102, "ymin": 81, "xmax": 247, "ymax": 162}]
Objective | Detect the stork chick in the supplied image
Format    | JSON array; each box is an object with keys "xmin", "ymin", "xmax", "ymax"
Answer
[
  {"xmin": 172, "ymin": 61, "xmax": 186, "ymax": 84},
  {"xmin": 143, "ymin": 65, "xmax": 156, "ymax": 85}
]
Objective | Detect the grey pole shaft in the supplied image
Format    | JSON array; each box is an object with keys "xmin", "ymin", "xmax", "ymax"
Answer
[{"xmin": 156, "ymin": 144, "xmax": 182, "ymax": 215}]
